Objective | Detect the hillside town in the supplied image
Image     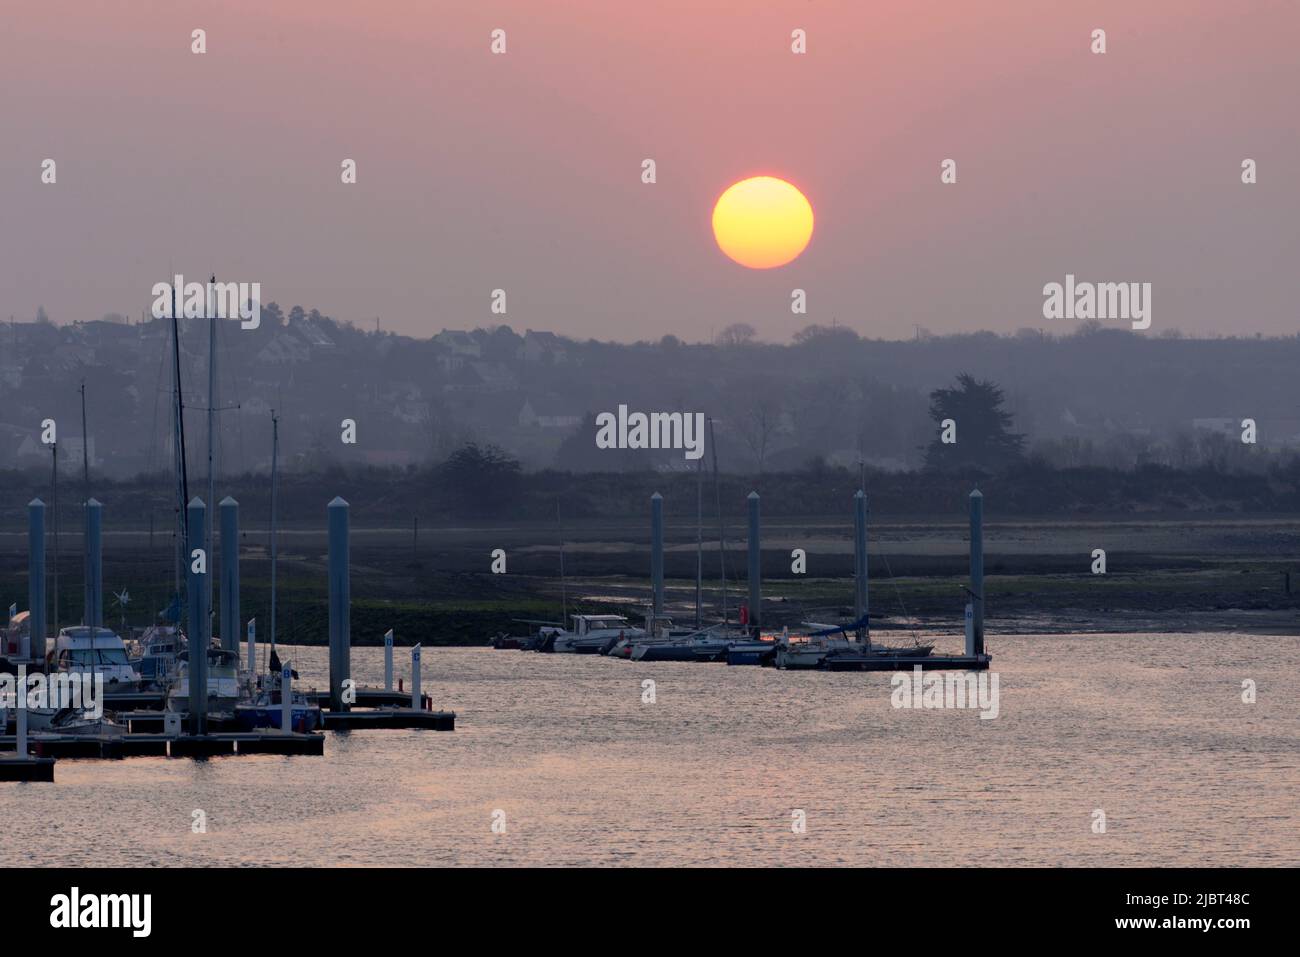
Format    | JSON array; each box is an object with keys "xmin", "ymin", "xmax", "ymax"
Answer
[{"xmin": 2, "ymin": 307, "xmax": 1299, "ymax": 479}]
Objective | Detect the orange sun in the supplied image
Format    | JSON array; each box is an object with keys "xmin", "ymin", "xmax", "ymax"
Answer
[{"xmin": 711, "ymin": 176, "xmax": 814, "ymax": 269}]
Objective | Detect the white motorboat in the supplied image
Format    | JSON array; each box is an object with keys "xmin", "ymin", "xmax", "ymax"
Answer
[
  {"xmin": 52, "ymin": 626, "xmax": 141, "ymax": 688},
  {"xmin": 166, "ymin": 646, "xmax": 243, "ymax": 713},
  {"xmin": 551, "ymin": 614, "xmax": 645, "ymax": 654}
]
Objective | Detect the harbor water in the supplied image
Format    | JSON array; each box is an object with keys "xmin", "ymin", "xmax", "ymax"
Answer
[{"xmin": 2, "ymin": 633, "xmax": 1297, "ymax": 867}]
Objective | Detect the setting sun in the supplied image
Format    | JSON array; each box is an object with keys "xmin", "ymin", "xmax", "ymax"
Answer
[{"xmin": 711, "ymin": 176, "xmax": 814, "ymax": 269}]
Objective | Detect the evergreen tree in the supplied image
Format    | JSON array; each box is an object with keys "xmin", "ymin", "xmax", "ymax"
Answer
[{"xmin": 924, "ymin": 373, "xmax": 1024, "ymax": 473}]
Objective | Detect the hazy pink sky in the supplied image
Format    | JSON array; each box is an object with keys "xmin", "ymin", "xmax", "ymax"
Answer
[{"xmin": 2, "ymin": 0, "xmax": 1296, "ymax": 341}]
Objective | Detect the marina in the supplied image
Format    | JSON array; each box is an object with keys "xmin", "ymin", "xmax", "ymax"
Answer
[
  {"xmin": 1, "ymin": 490, "xmax": 457, "ymax": 781},
  {"xmin": 0, "ymin": 312, "xmax": 460, "ymax": 782},
  {"xmin": 0, "ymin": 474, "xmax": 992, "ymax": 782},
  {"xmin": 492, "ymin": 484, "xmax": 994, "ymax": 674}
]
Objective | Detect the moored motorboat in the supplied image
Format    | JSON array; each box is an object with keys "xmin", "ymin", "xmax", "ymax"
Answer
[
  {"xmin": 552, "ymin": 615, "xmax": 645, "ymax": 654},
  {"xmin": 129, "ymin": 621, "xmax": 184, "ymax": 688},
  {"xmin": 166, "ymin": 646, "xmax": 242, "ymax": 714},
  {"xmin": 493, "ymin": 619, "xmax": 563, "ymax": 651},
  {"xmin": 234, "ymin": 688, "xmax": 321, "ymax": 732},
  {"xmin": 52, "ymin": 626, "xmax": 142, "ymax": 688}
]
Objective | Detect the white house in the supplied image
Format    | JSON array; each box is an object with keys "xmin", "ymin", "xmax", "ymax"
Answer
[{"xmin": 518, "ymin": 399, "xmax": 582, "ymax": 429}]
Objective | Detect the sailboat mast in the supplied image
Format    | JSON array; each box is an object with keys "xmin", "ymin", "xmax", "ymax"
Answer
[
  {"xmin": 79, "ymin": 381, "xmax": 90, "ymax": 491},
  {"xmin": 695, "ymin": 456, "xmax": 702, "ymax": 628},
  {"xmin": 206, "ymin": 276, "xmax": 217, "ymax": 626},
  {"xmin": 170, "ymin": 288, "xmax": 191, "ymax": 627},
  {"xmin": 170, "ymin": 319, "xmax": 181, "ymax": 600},
  {"xmin": 557, "ymin": 498, "xmax": 566, "ymax": 623},
  {"xmin": 80, "ymin": 381, "xmax": 90, "ymax": 627},
  {"xmin": 709, "ymin": 416, "xmax": 727, "ymax": 624},
  {"xmin": 50, "ymin": 441, "xmax": 59, "ymax": 638},
  {"xmin": 269, "ymin": 410, "xmax": 278, "ymax": 652}
]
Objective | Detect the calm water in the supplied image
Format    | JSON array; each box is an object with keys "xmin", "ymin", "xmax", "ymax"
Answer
[{"xmin": 3, "ymin": 633, "xmax": 1297, "ymax": 867}]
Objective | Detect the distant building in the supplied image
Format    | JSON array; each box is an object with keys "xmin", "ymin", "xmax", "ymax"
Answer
[
  {"xmin": 519, "ymin": 330, "xmax": 569, "ymax": 363},
  {"xmin": 16, "ymin": 434, "xmax": 97, "ymax": 468},
  {"xmin": 1192, "ymin": 417, "xmax": 1239, "ymax": 437},
  {"xmin": 295, "ymin": 319, "xmax": 336, "ymax": 349},
  {"xmin": 434, "ymin": 330, "xmax": 482, "ymax": 358},
  {"xmin": 470, "ymin": 362, "xmax": 519, "ymax": 392},
  {"xmin": 256, "ymin": 332, "xmax": 312, "ymax": 365},
  {"xmin": 518, "ymin": 398, "xmax": 581, "ymax": 429}
]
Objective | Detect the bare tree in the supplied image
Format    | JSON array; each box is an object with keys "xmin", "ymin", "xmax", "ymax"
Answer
[
  {"xmin": 716, "ymin": 322, "xmax": 757, "ymax": 347},
  {"xmin": 727, "ymin": 383, "xmax": 783, "ymax": 473}
]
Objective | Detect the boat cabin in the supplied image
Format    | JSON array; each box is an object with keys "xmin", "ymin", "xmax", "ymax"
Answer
[
  {"xmin": 53, "ymin": 626, "xmax": 141, "ymax": 685},
  {"xmin": 571, "ymin": 614, "xmax": 631, "ymax": 636}
]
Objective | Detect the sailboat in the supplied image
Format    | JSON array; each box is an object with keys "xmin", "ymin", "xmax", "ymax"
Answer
[
  {"xmin": 234, "ymin": 640, "xmax": 321, "ymax": 731},
  {"xmin": 773, "ymin": 615, "xmax": 935, "ymax": 670},
  {"xmin": 232, "ymin": 411, "xmax": 320, "ymax": 732}
]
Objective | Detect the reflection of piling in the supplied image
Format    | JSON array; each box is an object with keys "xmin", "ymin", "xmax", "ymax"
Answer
[
  {"xmin": 650, "ymin": 493, "xmax": 664, "ymax": 617},
  {"xmin": 328, "ymin": 497, "xmax": 351, "ymax": 712},
  {"xmin": 84, "ymin": 498, "xmax": 102, "ymax": 629},
  {"xmin": 28, "ymin": 499, "xmax": 46, "ymax": 663},
  {"xmin": 747, "ymin": 491, "xmax": 761, "ymax": 630},
  {"xmin": 853, "ymin": 490, "xmax": 868, "ymax": 641},
  {"xmin": 219, "ymin": 497, "xmax": 240, "ymax": 661},
  {"xmin": 186, "ymin": 497, "xmax": 209, "ymax": 734},
  {"xmin": 969, "ymin": 489, "xmax": 984, "ymax": 656}
]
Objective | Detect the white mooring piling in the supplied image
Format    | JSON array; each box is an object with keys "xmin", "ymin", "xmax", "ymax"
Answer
[
  {"xmin": 384, "ymin": 629, "xmax": 394, "ymax": 691},
  {"xmin": 411, "ymin": 644, "xmax": 422, "ymax": 709},
  {"xmin": 969, "ymin": 489, "xmax": 985, "ymax": 657},
  {"xmin": 85, "ymin": 498, "xmax": 103, "ymax": 629},
  {"xmin": 964, "ymin": 602, "xmax": 975, "ymax": 656},
  {"xmin": 28, "ymin": 499, "xmax": 46, "ymax": 663},
  {"xmin": 327, "ymin": 496, "xmax": 351, "ymax": 712},
  {"xmin": 15, "ymin": 669, "xmax": 28, "ymax": 758},
  {"xmin": 186, "ymin": 497, "xmax": 210, "ymax": 735},
  {"xmin": 280, "ymin": 662, "xmax": 293, "ymax": 734},
  {"xmin": 853, "ymin": 489, "xmax": 868, "ymax": 642}
]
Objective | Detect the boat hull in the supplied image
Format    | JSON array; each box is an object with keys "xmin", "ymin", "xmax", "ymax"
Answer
[
  {"xmin": 234, "ymin": 704, "xmax": 322, "ymax": 732},
  {"xmin": 631, "ymin": 644, "xmax": 700, "ymax": 662},
  {"xmin": 726, "ymin": 645, "xmax": 777, "ymax": 666}
]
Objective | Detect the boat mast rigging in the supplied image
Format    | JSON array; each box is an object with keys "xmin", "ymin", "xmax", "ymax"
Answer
[
  {"xmin": 269, "ymin": 409, "xmax": 278, "ymax": 658},
  {"xmin": 170, "ymin": 287, "xmax": 191, "ymax": 627}
]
